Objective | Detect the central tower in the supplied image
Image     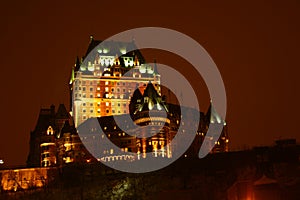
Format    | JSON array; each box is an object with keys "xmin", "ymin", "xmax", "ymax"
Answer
[{"xmin": 69, "ymin": 37, "xmax": 160, "ymax": 127}]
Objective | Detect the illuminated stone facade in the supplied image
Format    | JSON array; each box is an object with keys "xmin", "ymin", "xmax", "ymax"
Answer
[
  {"xmin": 0, "ymin": 167, "xmax": 58, "ymax": 191},
  {"xmin": 69, "ymin": 37, "xmax": 160, "ymax": 127},
  {"xmin": 27, "ymin": 104, "xmax": 95, "ymax": 168},
  {"xmin": 78, "ymin": 82, "xmax": 229, "ymax": 163}
]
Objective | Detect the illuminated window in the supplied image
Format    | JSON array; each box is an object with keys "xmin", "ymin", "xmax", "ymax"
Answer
[
  {"xmin": 97, "ymin": 87, "xmax": 100, "ymax": 91},
  {"xmin": 105, "ymin": 87, "xmax": 109, "ymax": 92},
  {"xmin": 97, "ymin": 93, "xmax": 100, "ymax": 98},
  {"xmin": 47, "ymin": 126, "xmax": 54, "ymax": 135},
  {"xmin": 105, "ymin": 81, "xmax": 109, "ymax": 85},
  {"xmin": 106, "ymin": 102, "xmax": 109, "ymax": 106},
  {"xmin": 97, "ymin": 109, "xmax": 100, "ymax": 113},
  {"xmin": 110, "ymin": 149, "xmax": 114, "ymax": 154}
]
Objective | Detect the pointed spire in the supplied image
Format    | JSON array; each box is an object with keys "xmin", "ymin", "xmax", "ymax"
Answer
[
  {"xmin": 90, "ymin": 35, "xmax": 94, "ymax": 43},
  {"xmin": 134, "ymin": 55, "xmax": 140, "ymax": 66},
  {"xmin": 206, "ymin": 100, "xmax": 225, "ymax": 125},
  {"xmin": 153, "ymin": 59, "xmax": 159, "ymax": 75},
  {"xmin": 75, "ymin": 56, "xmax": 80, "ymax": 71},
  {"xmin": 69, "ymin": 67, "xmax": 75, "ymax": 85}
]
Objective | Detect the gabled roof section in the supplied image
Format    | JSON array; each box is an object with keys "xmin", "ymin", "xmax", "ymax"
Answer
[
  {"xmin": 134, "ymin": 82, "xmax": 168, "ymax": 114},
  {"xmin": 55, "ymin": 104, "xmax": 70, "ymax": 119},
  {"xmin": 206, "ymin": 101, "xmax": 226, "ymax": 125},
  {"xmin": 83, "ymin": 37, "xmax": 145, "ymax": 64},
  {"xmin": 34, "ymin": 105, "xmax": 55, "ymax": 132},
  {"xmin": 59, "ymin": 120, "xmax": 77, "ymax": 138}
]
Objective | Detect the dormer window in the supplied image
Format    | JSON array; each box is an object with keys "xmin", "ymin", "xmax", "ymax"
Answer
[{"xmin": 47, "ymin": 126, "xmax": 54, "ymax": 135}]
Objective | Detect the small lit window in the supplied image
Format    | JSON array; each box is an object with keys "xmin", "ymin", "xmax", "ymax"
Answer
[{"xmin": 47, "ymin": 126, "xmax": 54, "ymax": 135}]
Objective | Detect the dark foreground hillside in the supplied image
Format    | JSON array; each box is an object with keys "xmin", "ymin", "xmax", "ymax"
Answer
[{"xmin": 1, "ymin": 147, "xmax": 300, "ymax": 200}]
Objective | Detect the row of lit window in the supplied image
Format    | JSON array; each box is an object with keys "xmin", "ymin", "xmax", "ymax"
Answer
[
  {"xmin": 75, "ymin": 79, "xmax": 139, "ymax": 86},
  {"xmin": 82, "ymin": 102, "xmax": 127, "ymax": 107},
  {"xmin": 82, "ymin": 109, "xmax": 126, "ymax": 114},
  {"xmin": 74, "ymin": 93, "xmax": 128, "ymax": 99}
]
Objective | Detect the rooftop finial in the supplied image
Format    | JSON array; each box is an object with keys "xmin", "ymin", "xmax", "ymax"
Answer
[{"xmin": 90, "ymin": 35, "xmax": 94, "ymax": 42}]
